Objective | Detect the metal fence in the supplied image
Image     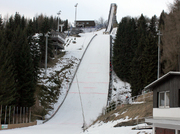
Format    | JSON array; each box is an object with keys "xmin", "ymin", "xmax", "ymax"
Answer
[
  {"xmin": 0, "ymin": 105, "xmax": 31, "ymax": 125},
  {"xmin": 130, "ymin": 91, "xmax": 153, "ymax": 103},
  {"xmin": 105, "ymin": 91, "xmax": 153, "ymax": 113}
]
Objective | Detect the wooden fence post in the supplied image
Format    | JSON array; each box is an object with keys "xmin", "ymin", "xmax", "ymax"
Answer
[
  {"xmin": 29, "ymin": 107, "xmax": 31, "ymax": 123},
  {"xmin": 13, "ymin": 106, "xmax": 15, "ymax": 124},
  {"xmin": 26, "ymin": 107, "xmax": 28, "ymax": 123},
  {"xmin": 0, "ymin": 105, "xmax": 2, "ymax": 124},
  {"xmin": 9, "ymin": 106, "xmax": 11, "ymax": 124},
  {"xmin": 20, "ymin": 107, "xmax": 22, "ymax": 123},
  {"xmin": 23, "ymin": 107, "xmax": 25, "ymax": 123},
  {"xmin": 4, "ymin": 105, "xmax": 7, "ymax": 124}
]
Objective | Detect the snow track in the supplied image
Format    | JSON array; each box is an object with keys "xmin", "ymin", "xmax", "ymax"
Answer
[
  {"xmin": 43, "ymin": 34, "xmax": 98, "ymax": 124},
  {"xmin": 1, "ymin": 34, "xmax": 110, "ymax": 134},
  {"xmin": 46, "ymin": 34, "xmax": 110, "ymax": 133}
]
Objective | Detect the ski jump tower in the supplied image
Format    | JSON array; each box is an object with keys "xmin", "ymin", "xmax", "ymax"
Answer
[{"xmin": 105, "ymin": 3, "xmax": 117, "ymax": 34}]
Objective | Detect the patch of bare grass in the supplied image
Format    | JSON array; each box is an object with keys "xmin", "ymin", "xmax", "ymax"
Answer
[
  {"xmin": 47, "ymin": 52, "xmax": 65, "ymax": 68},
  {"xmin": 90, "ymin": 92, "xmax": 153, "ymax": 127}
]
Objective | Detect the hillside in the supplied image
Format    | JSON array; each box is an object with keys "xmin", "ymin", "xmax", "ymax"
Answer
[
  {"xmin": 84, "ymin": 92, "xmax": 153, "ymax": 134},
  {"xmin": 38, "ymin": 28, "xmax": 153, "ymax": 134}
]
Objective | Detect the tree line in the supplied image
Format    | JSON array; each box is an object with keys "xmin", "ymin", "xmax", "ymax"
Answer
[
  {"xmin": 113, "ymin": 0, "xmax": 180, "ymax": 96},
  {"xmin": 0, "ymin": 12, "xmax": 68, "ymax": 107},
  {"xmin": 113, "ymin": 14, "xmax": 158, "ymax": 96},
  {"xmin": 159, "ymin": 0, "xmax": 180, "ymax": 74}
]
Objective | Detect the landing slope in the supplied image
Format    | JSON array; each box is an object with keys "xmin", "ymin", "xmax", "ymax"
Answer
[
  {"xmin": 0, "ymin": 34, "xmax": 110, "ymax": 134},
  {"xmin": 46, "ymin": 34, "xmax": 110, "ymax": 133}
]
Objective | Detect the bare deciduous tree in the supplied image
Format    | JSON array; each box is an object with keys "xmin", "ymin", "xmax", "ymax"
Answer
[{"xmin": 161, "ymin": 0, "xmax": 180, "ymax": 72}]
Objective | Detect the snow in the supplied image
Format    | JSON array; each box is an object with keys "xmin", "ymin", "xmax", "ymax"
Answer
[
  {"xmin": 121, "ymin": 110, "xmax": 128, "ymax": 115},
  {"xmin": 114, "ymin": 113, "xmax": 120, "ymax": 117},
  {"xmin": 111, "ymin": 71, "xmax": 131, "ymax": 104},
  {"xmin": 83, "ymin": 117, "xmax": 152, "ymax": 134},
  {"xmin": 0, "ymin": 29, "xmax": 152, "ymax": 134},
  {"xmin": 131, "ymin": 101, "xmax": 145, "ymax": 104},
  {"xmin": 44, "ymin": 32, "xmax": 110, "ymax": 133}
]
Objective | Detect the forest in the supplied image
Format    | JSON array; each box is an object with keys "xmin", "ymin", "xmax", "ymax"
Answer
[
  {"xmin": 0, "ymin": 13, "xmax": 68, "ymax": 109},
  {"xmin": 113, "ymin": 0, "xmax": 180, "ymax": 96},
  {"xmin": 0, "ymin": 0, "xmax": 179, "ymax": 118}
]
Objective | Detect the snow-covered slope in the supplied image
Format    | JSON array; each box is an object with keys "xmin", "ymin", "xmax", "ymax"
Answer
[
  {"xmin": 0, "ymin": 28, "xmax": 152, "ymax": 134},
  {"xmin": 0, "ymin": 29, "xmax": 110, "ymax": 134},
  {"xmin": 45, "ymin": 34, "xmax": 110, "ymax": 133}
]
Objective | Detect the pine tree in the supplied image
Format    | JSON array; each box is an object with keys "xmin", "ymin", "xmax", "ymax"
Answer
[
  {"xmin": 159, "ymin": 10, "xmax": 166, "ymax": 30},
  {"xmin": 113, "ymin": 17, "xmax": 137, "ymax": 83},
  {"xmin": 130, "ymin": 14, "xmax": 148, "ymax": 96},
  {"xmin": 39, "ymin": 17, "xmax": 54, "ymax": 63},
  {"xmin": 12, "ymin": 26, "xmax": 35, "ymax": 107},
  {"xmin": 142, "ymin": 34, "xmax": 157, "ymax": 86},
  {"xmin": 113, "ymin": 18, "xmax": 125, "ymax": 79},
  {"xmin": 131, "ymin": 36, "xmax": 147, "ymax": 96},
  {"xmin": 64, "ymin": 19, "xmax": 68, "ymax": 31},
  {"xmin": 0, "ymin": 29, "xmax": 16, "ymax": 105},
  {"xmin": 26, "ymin": 19, "xmax": 40, "ymax": 83},
  {"xmin": 0, "ymin": 15, "xmax": 3, "ymax": 29},
  {"xmin": 142, "ymin": 16, "xmax": 158, "ymax": 86}
]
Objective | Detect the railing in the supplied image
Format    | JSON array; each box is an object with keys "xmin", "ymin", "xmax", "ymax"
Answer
[
  {"xmin": 105, "ymin": 91, "xmax": 153, "ymax": 113},
  {"xmin": 0, "ymin": 105, "xmax": 31, "ymax": 125},
  {"xmin": 130, "ymin": 91, "xmax": 153, "ymax": 103},
  {"xmin": 43, "ymin": 34, "xmax": 98, "ymax": 123}
]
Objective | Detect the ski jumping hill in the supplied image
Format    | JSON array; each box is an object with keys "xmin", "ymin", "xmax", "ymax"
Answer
[
  {"xmin": 105, "ymin": 3, "xmax": 117, "ymax": 33},
  {"xmin": 45, "ymin": 34, "xmax": 110, "ymax": 133},
  {"xmin": 1, "ymin": 31, "xmax": 111, "ymax": 134}
]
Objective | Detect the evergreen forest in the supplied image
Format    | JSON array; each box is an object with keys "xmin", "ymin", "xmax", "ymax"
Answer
[
  {"xmin": 0, "ymin": 12, "xmax": 68, "ymax": 108},
  {"xmin": 0, "ymin": 0, "xmax": 179, "ymax": 119},
  {"xmin": 113, "ymin": 0, "xmax": 180, "ymax": 96}
]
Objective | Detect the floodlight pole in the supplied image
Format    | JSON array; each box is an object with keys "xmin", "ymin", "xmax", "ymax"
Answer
[
  {"xmin": 157, "ymin": 30, "xmax": 162, "ymax": 79},
  {"xmin": 57, "ymin": 11, "xmax": 61, "ymax": 32},
  {"xmin": 75, "ymin": 3, "xmax": 78, "ymax": 27}
]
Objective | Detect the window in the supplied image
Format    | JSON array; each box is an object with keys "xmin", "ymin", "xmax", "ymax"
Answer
[
  {"xmin": 159, "ymin": 91, "xmax": 170, "ymax": 108},
  {"xmin": 159, "ymin": 92, "xmax": 165, "ymax": 107},
  {"xmin": 165, "ymin": 92, "xmax": 170, "ymax": 106},
  {"xmin": 179, "ymin": 89, "xmax": 180, "ymax": 107}
]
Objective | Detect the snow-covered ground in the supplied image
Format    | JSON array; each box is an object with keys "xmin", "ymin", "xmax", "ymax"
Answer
[
  {"xmin": 0, "ymin": 29, "xmax": 152, "ymax": 134},
  {"xmin": 83, "ymin": 120, "xmax": 152, "ymax": 134}
]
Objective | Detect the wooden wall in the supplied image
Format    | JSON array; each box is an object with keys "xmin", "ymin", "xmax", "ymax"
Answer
[{"xmin": 153, "ymin": 76, "xmax": 180, "ymax": 108}]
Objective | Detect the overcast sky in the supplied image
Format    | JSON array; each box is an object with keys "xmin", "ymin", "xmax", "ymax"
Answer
[{"xmin": 1, "ymin": 0, "xmax": 174, "ymax": 24}]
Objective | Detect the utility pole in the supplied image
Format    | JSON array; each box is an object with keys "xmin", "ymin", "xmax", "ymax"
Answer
[
  {"xmin": 157, "ymin": 30, "xmax": 162, "ymax": 79},
  {"xmin": 75, "ymin": 3, "xmax": 78, "ymax": 27},
  {"xmin": 57, "ymin": 11, "xmax": 61, "ymax": 32},
  {"xmin": 44, "ymin": 33, "xmax": 49, "ymax": 78}
]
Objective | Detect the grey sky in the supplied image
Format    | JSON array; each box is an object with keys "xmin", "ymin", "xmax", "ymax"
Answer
[{"xmin": 0, "ymin": 0, "xmax": 174, "ymax": 24}]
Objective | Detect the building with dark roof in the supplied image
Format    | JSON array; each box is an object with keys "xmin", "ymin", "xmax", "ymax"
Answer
[
  {"xmin": 76, "ymin": 20, "xmax": 95, "ymax": 28},
  {"xmin": 145, "ymin": 71, "xmax": 180, "ymax": 134}
]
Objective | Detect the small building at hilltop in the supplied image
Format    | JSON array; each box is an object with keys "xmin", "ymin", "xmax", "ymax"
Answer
[
  {"xmin": 76, "ymin": 20, "xmax": 95, "ymax": 28},
  {"xmin": 145, "ymin": 71, "xmax": 180, "ymax": 134}
]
